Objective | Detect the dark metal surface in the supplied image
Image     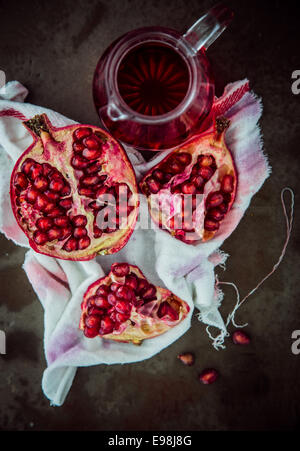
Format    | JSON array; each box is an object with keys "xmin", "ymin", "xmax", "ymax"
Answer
[{"xmin": 0, "ymin": 0, "xmax": 299, "ymax": 431}]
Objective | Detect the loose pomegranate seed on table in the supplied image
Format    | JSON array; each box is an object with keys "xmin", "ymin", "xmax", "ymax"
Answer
[
  {"xmin": 10, "ymin": 114, "xmax": 139, "ymax": 260},
  {"xmin": 80, "ymin": 263, "xmax": 190, "ymax": 344},
  {"xmin": 232, "ymin": 330, "xmax": 251, "ymax": 345},
  {"xmin": 199, "ymin": 368, "xmax": 219, "ymax": 385}
]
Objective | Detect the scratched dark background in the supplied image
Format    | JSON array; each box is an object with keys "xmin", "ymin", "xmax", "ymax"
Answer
[{"xmin": 0, "ymin": 0, "xmax": 300, "ymax": 431}]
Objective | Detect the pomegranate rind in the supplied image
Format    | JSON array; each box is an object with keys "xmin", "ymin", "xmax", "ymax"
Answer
[
  {"xmin": 80, "ymin": 263, "xmax": 190, "ymax": 344},
  {"xmin": 10, "ymin": 114, "xmax": 139, "ymax": 260},
  {"xmin": 140, "ymin": 117, "xmax": 237, "ymax": 243}
]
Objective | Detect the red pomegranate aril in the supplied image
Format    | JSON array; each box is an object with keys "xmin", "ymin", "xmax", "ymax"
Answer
[
  {"xmin": 86, "ymin": 161, "xmax": 103, "ymax": 175},
  {"xmin": 42, "ymin": 163, "xmax": 53, "ymax": 176},
  {"xmin": 61, "ymin": 184, "xmax": 71, "ymax": 196},
  {"xmin": 142, "ymin": 284, "xmax": 156, "ymax": 300},
  {"xmin": 29, "ymin": 163, "xmax": 43, "ymax": 180},
  {"xmin": 115, "ymin": 312, "xmax": 130, "ymax": 323},
  {"xmin": 177, "ymin": 352, "xmax": 195, "ymax": 366},
  {"xmin": 21, "ymin": 158, "xmax": 35, "ymax": 175},
  {"xmin": 115, "ymin": 300, "xmax": 132, "ymax": 315},
  {"xmin": 63, "ymin": 237, "xmax": 78, "ymax": 252},
  {"xmin": 190, "ymin": 175, "xmax": 204, "ymax": 188},
  {"xmin": 82, "ymin": 148, "xmax": 101, "ymax": 160},
  {"xmin": 163, "ymin": 173, "xmax": 173, "ymax": 183},
  {"xmin": 221, "ymin": 175, "xmax": 234, "ymax": 193},
  {"xmin": 36, "ymin": 217, "xmax": 53, "ymax": 231},
  {"xmin": 232, "ymin": 330, "xmax": 251, "ymax": 345},
  {"xmin": 206, "ymin": 192, "xmax": 224, "ymax": 208},
  {"xmin": 46, "ymin": 207, "xmax": 65, "ymax": 218},
  {"xmin": 176, "ymin": 152, "xmax": 192, "ymax": 166},
  {"xmin": 199, "ymin": 368, "xmax": 219, "ymax": 385},
  {"xmin": 73, "ymin": 127, "xmax": 92, "ymax": 141},
  {"xmin": 137, "ymin": 279, "xmax": 149, "ymax": 296},
  {"xmin": 73, "ymin": 226, "xmax": 87, "ymax": 239},
  {"xmin": 88, "ymin": 306, "xmax": 104, "ymax": 316},
  {"xmin": 152, "ymin": 169, "xmax": 165, "ymax": 182},
  {"xmin": 209, "ymin": 208, "xmax": 224, "ymax": 221},
  {"xmin": 44, "ymin": 190, "xmax": 60, "ymax": 202},
  {"xmin": 14, "ymin": 172, "xmax": 28, "ymax": 190},
  {"xmin": 73, "ymin": 142, "xmax": 85, "ymax": 153},
  {"xmin": 53, "ymin": 216, "xmax": 70, "ymax": 227},
  {"xmin": 47, "ymin": 227, "xmax": 62, "ymax": 241},
  {"xmin": 33, "ymin": 231, "xmax": 48, "ymax": 245},
  {"xmin": 110, "ymin": 282, "xmax": 121, "ymax": 292},
  {"xmin": 84, "ymin": 325, "xmax": 99, "ymax": 338},
  {"xmin": 96, "ymin": 284, "xmax": 110, "ymax": 296},
  {"xmin": 85, "ymin": 314, "xmax": 101, "ymax": 329},
  {"xmin": 99, "ymin": 316, "xmax": 115, "ymax": 335},
  {"xmin": 204, "ymin": 218, "xmax": 219, "ymax": 231},
  {"xmin": 71, "ymin": 155, "xmax": 90, "ymax": 169},
  {"xmin": 116, "ymin": 286, "xmax": 135, "ymax": 302},
  {"xmin": 59, "ymin": 226, "xmax": 72, "ymax": 240},
  {"xmin": 218, "ymin": 202, "xmax": 228, "ymax": 214},
  {"xmin": 199, "ymin": 166, "xmax": 214, "ymax": 180},
  {"xmin": 80, "ymin": 175, "xmax": 102, "ymax": 186},
  {"xmin": 83, "ymin": 136, "xmax": 100, "ymax": 150},
  {"xmin": 79, "ymin": 187, "xmax": 95, "ymax": 198},
  {"xmin": 78, "ymin": 236, "xmax": 91, "ymax": 250},
  {"xmin": 49, "ymin": 178, "xmax": 65, "ymax": 192},
  {"xmin": 93, "ymin": 225, "xmax": 103, "ymax": 238},
  {"xmin": 59, "ymin": 198, "xmax": 72, "ymax": 210},
  {"xmin": 72, "ymin": 215, "xmax": 87, "ymax": 227},
  {"xmin": 35, "ymin": 194, "xmax": 50, "ymax": 211},
  {"xmin": 94, "ymin": 296, "xmax": 110, "ymax": 309},
  {"xmin": 157, "ymin": 302, "xmax": 179, "ymax": 320},
  {"xmin": 107, "ymin": 293, "xmax": 117, "ymax": 305},
  {"xmin": 166, "ymin": 158, "xmax": 183, "ymax": 174},
  {"xmin": 125, "ymin": 274, "xmax": 138, "ymax": 291},
  {"xmin": 146, "ymin": 178, "xmax": 160, "ymax": 194},
  {"xmin": 112, "ymin": 262, "xmax": 130, "ymax": 277},
  {"xmin": 181, "ymin": 182, "xmax": 197, "ymax": 195},
  {"xmin": 198, "ymin": 154, "xmax": 214, "ymax": 167},
  {"xmin": 26, "ymin": 187, "xmax": 39, "ymax": 204}
]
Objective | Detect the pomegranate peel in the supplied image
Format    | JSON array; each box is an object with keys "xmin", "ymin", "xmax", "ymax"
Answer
[
  {"xmin": 80, "ymin": 263, "xmax": 190, "ymax": 344},
  {"xmin": 140, "ymin": 116, "xmax": 237, "ymax": 243},
  {"xmin": 10, "ymin": 114, "xmax": 139, "ymax": 260}
]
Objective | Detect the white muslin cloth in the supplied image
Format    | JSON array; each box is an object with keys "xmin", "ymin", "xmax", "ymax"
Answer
[{"xmin": 0, "ymin": 79, "xmax": 270, "ymax": 405}]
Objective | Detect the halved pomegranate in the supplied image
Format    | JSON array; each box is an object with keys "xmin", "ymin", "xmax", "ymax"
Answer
[
  {"xmin": 140, "ymin": 117, "xmax": 237, "ymax": 243},
  {"xmin": 80, "ymin": 262, "xmax": 190, "ymax": 344},
  {"xmin": 10, "ymin": 114, "xmax": 139, "ymax": 260}
]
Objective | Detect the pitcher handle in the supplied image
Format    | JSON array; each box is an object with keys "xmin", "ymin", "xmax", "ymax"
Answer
[{"xmin": 182, "ymin": 3, "xmax": 233, "ymax": 53}]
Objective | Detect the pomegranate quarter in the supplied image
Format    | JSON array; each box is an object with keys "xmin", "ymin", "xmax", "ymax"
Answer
[
  {"xmin": 10, "ymin": 114, "xmax": 139, "ymax": 260},
  {"xmin": 80, "ymin": 263, "xmax": 190, "ymax": 344},
  {"xmin": 140, "ymin": 117, "xmax": 237, "ymax": 243}
]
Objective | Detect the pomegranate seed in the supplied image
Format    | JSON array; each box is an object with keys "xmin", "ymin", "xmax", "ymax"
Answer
[
  {"xmin": 46, "ymin": 207, "xmax": 65, "ymax": 218},
  {"xmin": 181, "ymin": 182, "xmax": 197, "ymax": 195},
  {"xmin": 42, "ymin": 163, "xmax": 53, "ymax": 176},
  {"xmin": 125, "ymin": 274, "xmax": 138, "ymax": 291},
  {"xmin": 165, "ymin": 159, "xmax": 183, "ymax": 174},
  {"xmin": 29, "ymin": 163, "xmax": 43, "ymax": 180},
  {"xmin": 21, "ymin": 158, "xmax": 35, "ymax": 175},
  {"xmin": 176, "ymin": 152, "xmax": 192, "ymax": 166},
  {"xmin": 221, "ymin": 175, "xmax": 234, "ymax": 193},
  {"xmin": 157, "ymin": 302, "xmax": 179, "ymax": 320},
  {"xmin": 73, "ymin": 226, "xmax": 87, "ymax": 238},
  {"xmin": 53, "ymin": 216, "xmax": 70, "ymax": 227},
  {"xmin": 35, "ymin": 194, "xmax": 50, "ymax": 211},
  {"xmin": 78, "ymin": 236, "xmax": 91, "ymax": 250},
  {"xmin": 80, "ymin": 175, "xmax": 102, "ymax": 186},
  {"xmin": 88, "ymin": 307, "xmax": 104, "ymax": 316},
  {"xmin": 85, "ymin": 161, "xmax": 103, "ymax": 174},
  {"xmin": 110, "ymin": 283, "xmax": 121, "ymax": 292},
  {"xmin": 206, "ymin": 192, "xmax": 224, "ymax": 208},
  {"xmin": 72, "ymin": 215, "xmax": 87, "ymax": 227},
  {"xmin": 199, "ymin": 166, "xmax": 214, "ymax": 180},
  {"xmin": 112, "ymin": 263, "xmax": 130, "ymax": 277},
  {"xmin": 116, "ymin": 285, "xmax": 135, "ymax": 302},
  {"xmin": 137, "ymin": 279, "xmax": 149, "ymax": 296},
  {"xmin": 99, "ymin": 316, "xmax": 115, "ymax": 335},
  {"xmin": 177, "ymin": 352, "xmax": 195, "ymax": 366},
  {"xmin": 84, "ymin": 325, "xmax": 98, "ymax": 338},
  {"xmin": 108, "ymin": 293, "xmax": 117, "ymax": 306},
  {"xmin": 63, "ymin": 237, "xmax": 78, "ymax": 252},
  {"xmin": 61, "ymin": 184, "xmax": 71, "ymax": 196},
  {"xmin": 93, "ymin": 225, "xmax": 103, "ymax": 238},
  {"xmin": 82, "ymin": 148, "xmax": 101, "ymax": 160},
  {"xmin": 73, "ymin": 127, "xmax": 92, "ymax": 141},
  {"xmin": 199, "ymin": 368, "xmax": 219, "ymax": 385},
  {"xmin": 33, "ymin": 231, "xmax": 48, "ymax": 245},
  {"xmin": 85, "ymin": 314, "xmax": 101, "ymax": 329},
  {"xmin": 83, "ymin": 136, "xmax": 100, "ymax": 150},
  {"xmin": 96, "ymin": 284, "xmax": 110, "ymax": 296},
  {"xmin": 44, "ymin": 190, "xmax": 60, "ymax": 201},
  {"xmin": 59, "ymin": 198, "xmax": 72, "ymax": 210},
  {"xmin": 71, "ymin": 155, "xmax": 90, "ymax": 169},
  {"xmin": 163, "ymin": 173, "xmax": 173, "ymax": 183},
  {"xmin": 142, "ymin": 284, "xmax": 156, "ymax": 300},
  {"xmin": 152, "ymin": 169, "xmax": 165, "ymax": 182},
  {"xmin": 47, "ymin": 227, "xmax": 62, "ymax": 241},
  {"xmin": 33, "ymin": 175, "xmax": 49, "ymax": 191},
  {"xmin": 198, "ymin": 154, "xmax": 215, "ymax": 167},
  {"xmin": 146, "ymin": 177, "xmax": 160, "ymax": 194},
  {"xmin": 73, "ymin": 142, "xmax": 85, "ymax": 153},
  {"xmin": 26, "ymin": 187, "xmax": 39, "ymax": 204},
  {"xmin": 208, "ymin": 208, "xmax": 224, "ymax": 221},
  {"xmin": 115, "ymin": 300, "xmax": 132, "ymax": 315},
  {"xmin": 49, "ymin": 178, "xmax": 65, "ymax": 192},
  {"xmin": 94, "ymin": 296, "xmax": 110, "ymax": 309},
  {"xmin": 218, "ymin": 202, "xmax": 228, "ymax": 214},
  {"xmin": 59, "ymin": 226, "xmax": 72, "ymax": 240},
  {"xmin": 79, "ymin": 187, "xmax": 95, "ymax": 198},
  {"xmin": 232, "ymin": 330, "xmax": 251, "ymax": 345},
  {"xmin": 190, "ymin": 175, "xmax": 204, "ymax": 188},
  {"xmin": 36, "ymin": 217, "xmax": 53, "ymax": 231},
  {"xmin": 115, "ymin": 312, "xmax": 130, "ymax": 323},
  {"xmin": 14, "ymin": 172, "xmax": 28, "ymax": 190},
  {"xmin": 204, "ymin": 218, "xmax": 219, "ymax": 231}
]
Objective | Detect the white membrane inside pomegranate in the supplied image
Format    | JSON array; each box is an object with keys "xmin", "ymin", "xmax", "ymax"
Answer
[
  {"xmin": 80, "ymin": 263, "xmax": 190, "ymax": 344},
  {"xmin": 140, "ymin": 117, "xmax": 237, "ymax": 243},
  {"xmin": 10, "ymin": 114, "xmax": 139, "ymax": 260}
]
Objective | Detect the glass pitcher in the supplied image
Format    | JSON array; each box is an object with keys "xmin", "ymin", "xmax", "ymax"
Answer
[{"xmin": 93, "ymin": 4, "xmax": 233, "ymax": 151}]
